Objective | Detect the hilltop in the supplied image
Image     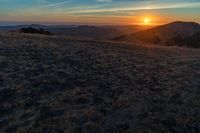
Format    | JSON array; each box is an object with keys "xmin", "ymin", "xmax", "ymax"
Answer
[
  {"xmin": 0, "ymin": 33, "xmax": 200, "ymax": 132},
  {"xmin": 114, "ymin": 21, "xmax": 200, "ymax": 48}
]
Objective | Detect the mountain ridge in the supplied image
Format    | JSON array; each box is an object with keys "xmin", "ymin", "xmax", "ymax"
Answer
[
  {"xmin": 114, "ymin": 21, "xmax": 200, "ymax": 47},
  {"xmin": 0, "ymin": 24, "xmax": 151, "ymax": 40}
]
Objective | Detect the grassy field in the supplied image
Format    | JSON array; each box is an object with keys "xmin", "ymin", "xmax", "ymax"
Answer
[{"xmin": 0, "ymin": 33, "xmax": 200, "ymax": 133}]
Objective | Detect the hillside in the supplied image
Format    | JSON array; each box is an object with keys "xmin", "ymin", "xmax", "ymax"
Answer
[
  {"xmin": 0, "ymin": 33, "xmax": 200, "ymax": 132},
  {"xmin": 0, "ymin": 24, "xmax": 151, "ymax": 40},
  {"xmin": 114, "ymin": 21, "xmax": 200, "ymax": 47}
]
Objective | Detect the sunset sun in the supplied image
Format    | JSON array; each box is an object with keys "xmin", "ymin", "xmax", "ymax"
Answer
[{"xmin": 144, "ymin": 18, "xmax": 150, "ymax": 25}]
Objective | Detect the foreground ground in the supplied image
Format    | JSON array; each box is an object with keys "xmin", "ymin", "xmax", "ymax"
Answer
[{"xmin": 0, "ymin": 33, "xmax": 200, "ymax": 133}]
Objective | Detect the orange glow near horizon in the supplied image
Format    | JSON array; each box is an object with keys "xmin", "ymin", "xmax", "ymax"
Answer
[
  {"xmin": 138, "ymin": 16, "xmax": 153, "ymax": 26},
  {"xmin": 138, "ymin": 15, "xmax": 162, "ymax": 26},
  {"xmin": 0, "ymin": 0, "xmax": 200, "ymax": 26},
  {"xmin": 0, "ymin": 13, "xmax": 179, "ymax": 26},
  {"xmin": 144, "ymin": 18, "xmax": 150, "ymax": 25}
]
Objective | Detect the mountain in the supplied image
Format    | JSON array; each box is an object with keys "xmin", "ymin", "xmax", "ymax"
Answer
[
  {"xmin": 47, "ymin": 25, "xmax": 118, "ymax": 39},
  {"xmin": 48, "ymin": 25, "xmax": 152, "ymax": 40},
  {"xmin": 0, "ymin": 24, "xmax": 48, "ymax": 31},
  {"xmin": 114, "ymin": 21, "xmax": 200, "ymax": 47},
  {"xmin": 0, "ymin": 24, "xmax": 151, "ymax": 40}
]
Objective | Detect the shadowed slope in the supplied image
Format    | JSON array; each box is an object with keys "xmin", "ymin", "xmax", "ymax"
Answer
[{"xmin": 0, "ymin": 33, "xmax": 200, "ymax": 132}]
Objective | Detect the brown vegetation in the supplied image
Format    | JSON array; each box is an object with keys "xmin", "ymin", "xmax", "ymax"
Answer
[{"xmin": 0, "ymin": 33, "xmax": 200, "ymax": 132}]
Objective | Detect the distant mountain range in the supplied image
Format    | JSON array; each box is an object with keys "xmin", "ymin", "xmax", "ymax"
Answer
[
  {"xmin": 0, "ymin": 24, "xmax": 151, "ymax": 40},
  {"xmin": 114, "ymin": 21, "xmax": 200, "ymax": 48},
  {"xmin": 1, "ymin": 21, "xmax": 199, "ymax": 48}
]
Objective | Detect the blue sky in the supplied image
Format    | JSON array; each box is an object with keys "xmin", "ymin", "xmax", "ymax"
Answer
[{"xmin": 0, "ymin": 0, "xmax": 200, "ymax": 25}]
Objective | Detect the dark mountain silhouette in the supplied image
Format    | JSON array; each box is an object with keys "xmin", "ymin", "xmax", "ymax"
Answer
[
  {"xmin": 47, "ymin": 25, "xmax": 118, "ymax": 39},
  {"xmin": 0, "ymin": 24, "xmax": 151, "ymax": 40},
  {"xmin": 114, "ymin": 21, "xmax": 200, "ymax": 48},
  {"xmin": 19, "ymin": 27, "xmax": 53, "ymax": 35},
  {"xmin": 47, "ymin": 25, "xmax": 151, "ymax": 40},
  {"xmin": 0, "ymin": 24, "xmax": 48, "ymax": 31}
]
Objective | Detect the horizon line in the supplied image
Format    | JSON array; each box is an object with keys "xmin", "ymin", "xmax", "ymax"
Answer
[{"xmin": 0, "ymin": 20, "xmax": 199, "ymax": 27}]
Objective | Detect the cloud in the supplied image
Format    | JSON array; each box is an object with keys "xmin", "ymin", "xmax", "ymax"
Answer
[
  {"xmin": 40, "ymin": 0, "xmax": 69, "ymax": 8},
  {"xmin": 68, "ymin": 1, "xmax": 200, "ymax": 15},
  {"xmin": 96, "ymin": 0, "xmax": 112, "ymax": 2}
]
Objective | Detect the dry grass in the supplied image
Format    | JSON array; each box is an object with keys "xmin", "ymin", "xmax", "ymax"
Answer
[{"xmin": 0, "ymin": 33, "xmax": 200, "ymax": 133}]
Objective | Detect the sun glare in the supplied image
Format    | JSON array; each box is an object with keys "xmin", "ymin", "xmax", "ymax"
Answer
[{"xmin": 144, "ymin": 18, "xmax": 150, "ymax": 24}]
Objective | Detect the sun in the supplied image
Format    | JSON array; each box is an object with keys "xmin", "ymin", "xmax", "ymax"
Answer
[{"xmin": 144, "ymin": 18, "xmax": 150, "ymax": 24}]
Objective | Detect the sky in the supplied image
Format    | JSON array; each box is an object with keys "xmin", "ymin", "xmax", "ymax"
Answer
[{"xmin": 0, "ymin": 0, "xmax": 200, "ymax": 25}]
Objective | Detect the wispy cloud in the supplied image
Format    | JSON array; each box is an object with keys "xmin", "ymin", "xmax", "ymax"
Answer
[
  {"xmin": 43, "ymin": 1, "xmax": 69, "ymax": 8},
  {"xmin": 96, "ymin": 0, "xmax": 112, "ymax": 2},
  {"xmin": 1, "ymin": 0, "xmax": 200, "ymax": 24},
  {"xmin": 36, "ymin": 0, "xmax": 69, "ymax": 8},
  {"xmin": 67, "ymin": 1, "xmax": 200, "ymax": 15}
]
